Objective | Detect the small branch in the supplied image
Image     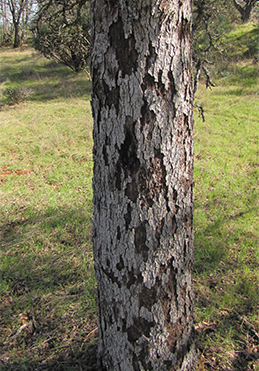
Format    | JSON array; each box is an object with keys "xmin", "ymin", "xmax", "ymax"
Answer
[
  {"xmin": 234, "ymin": 311, "xmax": 259, "ymax": 343},
  {"xmin": 193, "ymin": 58, "xmax": 202, "ymax": 95},
  {"xmin": 4, "ymin": 321, "xmax": 33, "ymax": 344},
  {"xmin": 194, "ymin": 103, "xmax": 205, "ymax": 122},
  {"xmin": 83, "ymin": 327, "xmax": 98, "ymax": 343},
  {"xmin": 202, "ymin": 64, "xmax": 216, "ymax": 89}
]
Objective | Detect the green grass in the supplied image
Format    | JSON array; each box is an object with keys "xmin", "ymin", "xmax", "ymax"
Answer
[
  {"xmin": 194, "ymin": 60, "xmax": 259, "ymax": 370},
  {"xmin": 218, "ymin": 22, "xmax": 259, "ymax": 60},
  {"xmin": 1, "ymin": 40, "xmax": 259, "ymax": 370},
  {"xmin": 0, "ymin": 47, "xmax": 97, "ymax": 370}
]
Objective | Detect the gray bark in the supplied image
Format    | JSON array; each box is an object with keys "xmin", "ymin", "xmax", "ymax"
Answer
[{"xmin": 90, "ymin": 0, "xmax": 196, "ymax": 370}]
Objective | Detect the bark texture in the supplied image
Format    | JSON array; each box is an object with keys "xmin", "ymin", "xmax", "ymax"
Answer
[{"xmin": 90, "ymin": 1, "xmax": 196, "ymax": 369}]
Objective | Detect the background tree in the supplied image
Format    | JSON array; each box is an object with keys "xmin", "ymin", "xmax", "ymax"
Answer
[
  {"xmin": 29, "ymin": 0, "xmax": 258, "ymax": 75},
  {"xmin": 232, "ymin": 0, "xmax": 259, "ymax": 22},
  {"xmin": 30, "ymin": 0, "xmax": 90, "ymax": 72},
  {"xmin": 0, "ymin": 0, "xmax": 35, "ymax": 47},
  {"xmin": 7, "ymin": 0, "xmax": 29, "ymax": 47},
  {"xmin": 192, "ymin": 0, "xmax": 240, "ymax": 93},
  {"xmin": 192, "ymin": 0, "xmax": 258, "ymax": 94},
  {"xmin": 0, "ymin": 0, "xmax": 9, "ymax": 36},
  {"xmin": 90, "ymin": 0, "xmax": 196, "ymax": 369}
]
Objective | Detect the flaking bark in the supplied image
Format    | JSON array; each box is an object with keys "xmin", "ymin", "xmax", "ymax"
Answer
[{"xmin": 90, "ymin": 0, "xmax": 196, "ymax": 369}]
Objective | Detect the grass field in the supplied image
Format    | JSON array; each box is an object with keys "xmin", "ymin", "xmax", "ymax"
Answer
[
  {"xmin": 0, "ymin": 47, "xmax": 97, "ymax": 370},
  {"xmin": 194, "ymin": 60, "xmax": 259, "ymax": 370},
  {"xmin": 0, "ymin": 44, "xmax": 259, "ymax": 370}
]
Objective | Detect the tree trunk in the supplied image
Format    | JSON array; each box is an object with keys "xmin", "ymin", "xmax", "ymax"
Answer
[
  {"xmin": 13, "ymin": 21, "xmax": 21, "ymax": 48},
  {"xmin": 90, "ymin": 1, "xmax": 196, "ymax": 370},
  {"xmin": 232, "ymin": 0, "xmax": 256, "ymax": 22}
]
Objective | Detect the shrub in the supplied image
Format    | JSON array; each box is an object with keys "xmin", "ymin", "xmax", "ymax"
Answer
[
  {"xmin": 0, "ymin": 31, "xmax": 14, "ymax": 47},
  {"xmin": 3, "ymin": 86, "xmax": 33, "ymax": 104}
]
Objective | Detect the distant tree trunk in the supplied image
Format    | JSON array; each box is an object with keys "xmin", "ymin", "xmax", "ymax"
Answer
[
  {"xmin": 232, "ymin": 0, "xmax": 257, "ymax": 22},
  {"xmin": 8, "ymin": 0, "xmax": 27, "ymax": 47},
  {"xmin": 13, "ymin": 21, "xmax": 20, "ymax": 47},
  {"xmin": 90, "ymin": 0, "xmax": 196, "ymax": 370}
]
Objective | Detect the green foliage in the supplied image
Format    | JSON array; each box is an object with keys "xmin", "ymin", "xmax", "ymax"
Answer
[
  {"xmin": 193, "ymin": 0, "xmax": 238, "ymax": 58},
  {"xmin": 0, "ymin": 31, "xmax": 14, "ymax": 47},
  {"xmin": 30, "ymin": 0, "xmax": 90, "ymax": 72}
]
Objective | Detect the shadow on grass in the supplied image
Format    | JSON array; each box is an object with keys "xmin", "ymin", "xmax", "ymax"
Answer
[
  {"xmin": 0, "ymin": 206, "xmax": 98, "ymax": 370},
  {"xmin": 193, "ymin": 212, "xmax": 236, "ymax": 276},
  {"xmin": 0, "ymin": 345, "xmax": 98, "ymax": 371},
  {"xmin": 0, "ymin": 55, "xmax": 92, "ymax": 103},
  {"xmin": 239, "ymin": 27, "xmax": 259, "ymax": 59},
  {"xmin": 194, "ymin": 203, "xmax": 258, "ymax": 275},
  {"xmin": 196, "ymin": 309, "xmax": 259, "ymax": 371},
  {"xmin": 194, "ymin": 205, "xmax": 259, "ymax": 369}
]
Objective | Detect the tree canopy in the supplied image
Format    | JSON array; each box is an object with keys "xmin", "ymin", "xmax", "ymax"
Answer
[{"xmin": 30, "ymin": 0, "xmax": 90, "ymax": 72}]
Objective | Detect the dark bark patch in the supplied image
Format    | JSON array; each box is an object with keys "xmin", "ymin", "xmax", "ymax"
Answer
[
  {"xmin": 102, "ymin": 145, "xmax": 109, "ymax": 166},
  {"xmin": 178, "ymin": 17, "xmax": 191, "ymax": 40},
  {"xmin": 142, "ymin": 73, "xmax": 155, "ymax": 91},
  {"xmin": 157, "ymin": 70, "xmax": 166, "ymax": 97},
  {"xmin": 115, "ymin": 161, "xmax": 122, "ymax": 190},
  {"xmin": 101, "ymin": 267, "xmax": 121, "ymax": 288},
  {"xmin": 116, "ymin": 255, "xmax": 124, "ymax": 271},
  {"xmin": 133, "ymin": 340, "xmax": 153, "ymax": 370},
  {"xmin": 140, "ymin": 285, "xmax": 157, "ymax": 311},
  {"xmin": 172, "ymin": 215, "xmax": 177, "ymax": 235},
  {"xmin": 153, "ymin": 149, "xmax": 167, "ymax": 194},
  {"xmin": 108, "ymin": 161, "xmax": 122, "ymax": 190},
  {"xmin": 145, "ymin": 41, "xmax": 156, "ymax": 72},
  {"xmin": 127, "ymin": 317, "xmax": 155, "ymax": 343},
  {"xmin": 158, "ymin": 261, "xmax": 177, "ymax": 324},
  {"xmin": 142, "ymin": 70, "xmax": 174, "ymax": 101},
  {"xmin": 163, "ymin": 360, "xmax": 173, "ymax": 369},
  {"xmin": 106, "ymin": 85, "xmax": 120, "ymax": 113},
  {"xmin": 105, "ymin": 0, "xmax": 117, "ymax": 8},
  {"xmin": 134, "ymin": 221, "xmax": 149, "ymax": 262},
  {"xmin": 138, "ymin": 166, "xmax": 154, "ymax": 208},
  {"xmin": 180, "ymin": 175, "xmax": 193, "ymax": 197},
  {"xmin": 168, "ymin": 71, "xmax": 176, "ymax": 99},
  {"xmin": 119, "ymin": 119, "xmax": 140, "ymax": 175},
  {"xmin": 109, "ymin": 18, "xmax": 138, "ymax": 78},
  {"xmin": 167, "ymin": 328, "xmax": 195, "ymax": 371},
  {"xmin": 125, "ymin": 177, "xmax": 139, "ymax": 202},
  {"xmin": 116, "ymin": 226, "xmax": 121, "ymax": 240},
  {"xmin": 92, "ymin": 74, "xmax": 120, "ymax": 114},
  {"xmin": 119, "ymin": 117, "xmax": 140, "ymax": 202},
  {"xmin": 166, "ymin": 322, "xmax": 185, "ymax": 354},
  {"xmin": 171, "ymin": 188, "xmax": 178, "ymax": 202},
  {"xmin": 132, "ymin": 354, "xmax": 141, "ymax": 371},
  {"xmin": 140, "ymin": 95, "xmax": 156, "ymax": 132},
  {"xmin": 124, "ymin": 203, "xmax": 132, "ymax": 229},
  {"xmin": 155, "ymin": 218, "xmax": 165, "ymax": 246},
  {"xmin": 138, "ymin": 150, "xmax": 168, "ymax": 209},
  {"xmin": 127, "ymin": 269, "xmax": 143, "ymax": 289}
]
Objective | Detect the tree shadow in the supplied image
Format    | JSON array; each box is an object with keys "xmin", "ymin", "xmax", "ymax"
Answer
[
  {"xmin": 0, "ymin": 344, "xmax": 98, "ymax": 371},
  {"xmin": 194, "ymin": 203, "xmax": 258, "ymax": 275},
  {"xmin": 0, "ymin": 206, "xmax": 98, "ymax": 370},
  {"xmin": 196, "ymin": 310, "xmax": 259, "ymax": 371},
  {"xmin": 0, "ymin": 52, "xmax": 92, "ymax": 103}
]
